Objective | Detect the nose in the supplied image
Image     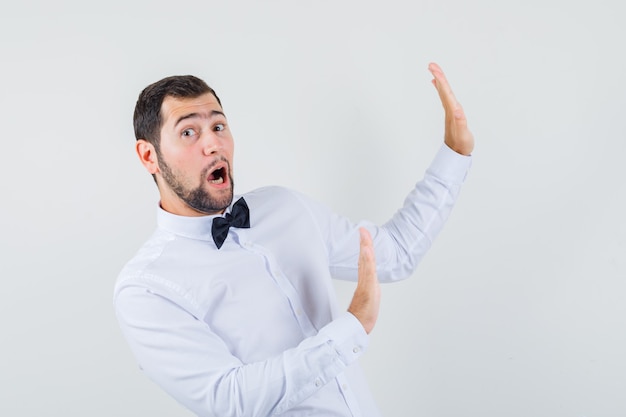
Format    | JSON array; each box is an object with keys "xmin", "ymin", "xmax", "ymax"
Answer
[{"xmin": 202, "ymin": 132, "xmax": 222, "ymax": 156}]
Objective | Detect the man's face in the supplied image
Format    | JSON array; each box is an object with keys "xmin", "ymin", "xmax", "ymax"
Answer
[{"xmin": 154, "ymin": 92, "xmax": 235, "ymax": 216}]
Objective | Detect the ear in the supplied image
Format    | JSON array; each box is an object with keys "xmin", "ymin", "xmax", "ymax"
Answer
[{"xmin": 135, "ymin": 139, "xmax": 160, "ymax": 175}]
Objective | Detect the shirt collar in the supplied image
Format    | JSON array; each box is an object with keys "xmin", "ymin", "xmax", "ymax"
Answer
[{"xmin": 156, "ymin": 198, "xmax": 240, "ymax": 241}]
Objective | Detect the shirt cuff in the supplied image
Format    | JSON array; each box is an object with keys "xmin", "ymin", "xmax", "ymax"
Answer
[
  {"xmin": 318, "ymin": 312, "xmax": 369, "ymax": 366},
  {"xmin": 426, "ymin": 143, "xmax": 472, "ymax": 185}
]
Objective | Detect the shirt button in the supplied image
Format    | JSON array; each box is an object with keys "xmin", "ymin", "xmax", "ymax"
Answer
[
  {"xmin": 296, "ymin": 309, "xmax": 303, "ymax": 316},
  {"xmin": 342, "ymin": 384, "xmax": 348, "ymax": 391},
  {"xmin": 353, "ymin": 347, "xmax": 360, "ymax": 354},
  {"xmin": 315, "ymin": 378, "xmax": 322, "ymax": 387}
]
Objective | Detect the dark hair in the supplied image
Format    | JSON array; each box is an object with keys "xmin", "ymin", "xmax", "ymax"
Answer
[{"xmin": 133, "ymin": 75, "xmax": 222, "ymax": 150}]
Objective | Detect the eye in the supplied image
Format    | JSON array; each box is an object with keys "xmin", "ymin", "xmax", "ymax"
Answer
[
  {"xmin": 181, "ymin": 128, "xmax": 197, "ymax": 138},
  {"xmin": 214, "ymin": 123, "xmax": 225, "ymax": 132}
]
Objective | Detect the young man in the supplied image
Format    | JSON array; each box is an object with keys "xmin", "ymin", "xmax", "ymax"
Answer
[{"xmin": 115, "ymin": 62, "xmax": 473, "ymax": 417}]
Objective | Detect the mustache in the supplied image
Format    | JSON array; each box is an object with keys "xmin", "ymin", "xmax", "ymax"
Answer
[{"xmin": 201, "ymin": 156, "xmax": 230, "ymax": 178}]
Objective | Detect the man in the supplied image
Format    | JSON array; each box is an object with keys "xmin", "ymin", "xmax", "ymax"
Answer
[{"xmin": 114, "ymin": 62, "xmax": 474, "ymax": 416}]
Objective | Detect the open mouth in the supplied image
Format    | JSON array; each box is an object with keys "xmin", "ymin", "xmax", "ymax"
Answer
[{"xmin": 208, "ymin": 167, "xmax": 226, "ymax": 185}]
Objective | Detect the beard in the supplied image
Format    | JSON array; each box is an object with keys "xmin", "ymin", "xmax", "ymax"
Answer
[{"xmin": 157, "ymin": 152, "xmax": 234, "ymax": 215}]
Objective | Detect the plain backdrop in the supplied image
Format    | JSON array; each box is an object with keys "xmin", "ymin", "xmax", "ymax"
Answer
[{"xmin": 1, "ymin": 1, "xmax": 625, "ymax": 416}]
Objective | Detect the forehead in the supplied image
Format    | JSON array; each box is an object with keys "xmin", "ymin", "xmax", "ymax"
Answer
[{"xmin": 160, "ymin": 92, "xmax": 223, "ymax": 127}]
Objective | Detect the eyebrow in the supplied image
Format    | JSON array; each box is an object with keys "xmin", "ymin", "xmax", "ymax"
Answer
[{"xmin": 174, "ymin": 110, "xmax": 226, "ymax": 127}]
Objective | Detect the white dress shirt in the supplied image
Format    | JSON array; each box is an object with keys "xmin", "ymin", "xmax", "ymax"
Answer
[{"xmin": 114, "ymin": 144, "xmax": 471, "ymax": 417}]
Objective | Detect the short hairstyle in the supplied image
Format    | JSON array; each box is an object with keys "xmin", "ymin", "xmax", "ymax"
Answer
[{"xmin": 133, "ymin": 75, "xmax": 222, "ymax": 150}]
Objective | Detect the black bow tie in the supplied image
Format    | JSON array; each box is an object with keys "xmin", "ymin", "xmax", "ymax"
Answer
[{"xmin": 211, "ymin": 197, "xmax": 250, "ymax": 249}]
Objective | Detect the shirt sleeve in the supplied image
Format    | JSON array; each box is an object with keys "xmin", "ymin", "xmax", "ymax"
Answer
[
  {"xmin": 114, "ymin": 284, "xmax": 368, "ymax": 417},
  {"xmin": 320, "ymin": 143, "xmax": 472, "ymax": 282}
]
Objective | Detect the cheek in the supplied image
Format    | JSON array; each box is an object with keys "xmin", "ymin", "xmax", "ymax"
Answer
[
  {"xmin": 170, "ymin": 143, "xmax": 201, "ymax": 162},
  {"xmin": 162, "ymin": 150, "xmax": 202, "ymax": 176},
  {"xmin": 225, "ymin": 140, "xmax": 235, "ymax": 160}
]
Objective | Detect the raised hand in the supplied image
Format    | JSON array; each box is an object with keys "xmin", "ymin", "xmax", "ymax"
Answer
[
  {"xmin": 348, "ymin": 228, "xmax": 381, "ymax": 334},
  {"xmin": 428, "ymin": 62, "xmax": 475, "ymax": 156}
]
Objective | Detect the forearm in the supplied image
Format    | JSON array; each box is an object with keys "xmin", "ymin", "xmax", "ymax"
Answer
[
  {"xmin": 115, "ymin": 286, "xmax": 368, "ymax": 417},
  {"xmin": 377, "ymin": 143, "xmax": 471, "ymax": 280},
  {"xmin": 326, "ymin": 144, "xmax": 471, "ymax": 282}
]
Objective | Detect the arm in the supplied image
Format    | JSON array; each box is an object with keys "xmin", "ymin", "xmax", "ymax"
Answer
[
  {"xmin": 115, "ymin": 287, "xmax": 364, "ymax": 417},
  {"xmin": 380, "ymin": 63, "xmax": 473, "ymax": 277},
  {"xmin": 326, "ymin": 63, "xmax": 474, "ymax": 281},
  {"xmin": 114, "ymin": 230, "xmax": 380, "ymax": 417},
  {"xmin": 326, "ymin": 145, "xmax": 470, "ymax": 282}
]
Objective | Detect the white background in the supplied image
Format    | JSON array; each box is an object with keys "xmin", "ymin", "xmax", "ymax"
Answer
[{"xmin": 1, "ymin": 1, "xmax": 625, "ymax": 416}]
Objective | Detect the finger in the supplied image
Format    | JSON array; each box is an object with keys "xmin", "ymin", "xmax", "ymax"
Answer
[
  {"xmin": 428, "ymin": 62, "xmax": 461, "ymax": 114},
  {"xmin": 428, "ymin": 62, "xmax": 452, "ymax": 95},
  {"xmin": 358, "ymin": 227, "xmax": 377, "ymax": 285},
  {"xmin": 358, "ymin": 228, "xmax": 374, "ymax": 264},
  {"xmin": 359, "ymin": 227, "xmax": 373, "ymax": 252},
  {"xmin": 350, "ymin": 227, "xmax": 380, "ymax": 334},
  {"xmin": 429, "ymin": 63, "xmax": 474, "ymax": 155},
  {"xmin": 429, "ymin": 63, "xmax": 469, "ymax": 127}
]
